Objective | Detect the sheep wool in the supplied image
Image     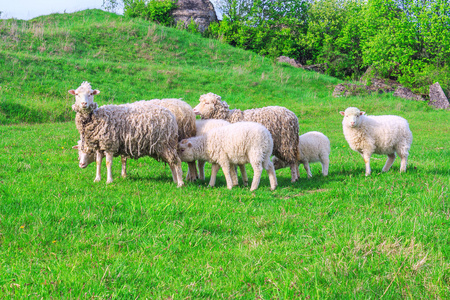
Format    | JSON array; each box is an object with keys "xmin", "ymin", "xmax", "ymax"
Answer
[
  {"xmin": 178, "ymin": 121, "xmax": 277, "ymax": 191},
  {"xmin": 340, "ymin": 107, "xmax": 413, "ymax": 176},
  {"xmin": 193, "ymin": 92, "xmax": 300, "ymax": 182},
  {"xmin": 195, "ymin": 119, "xmax": 248, "ymax": 185},
  {"xmin": 272, "ymin": 131, "xmax": 330, "ymax": 178}
]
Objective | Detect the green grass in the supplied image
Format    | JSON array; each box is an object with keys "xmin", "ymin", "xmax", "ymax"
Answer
[{"xmin": 1, "ymin": 9, "xmax": 450, "ymax": 298}]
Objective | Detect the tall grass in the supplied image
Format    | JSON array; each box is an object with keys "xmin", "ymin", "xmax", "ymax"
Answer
[{"xmin": 0, "ymin": 9, "xmax": 449, "ymax": 298}]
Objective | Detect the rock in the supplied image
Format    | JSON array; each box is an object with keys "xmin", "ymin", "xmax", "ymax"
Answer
[
  {"xmin": 171, "ymin": 0, "xmax": 218, "ymax": 32},
  {"xmin": 277, "ymin": 56, "xmax": 301, "ymax": 68},
  {"xmin": 332, "ymin": 83, "xmax": 372, "ymax": 97},
  {"xmin": 429, "ymin": 82, "xmax": 449, "ymax": 109},
  {"xmin": 393, "ymin": 87, "xmax": 424, "ymax": 101}
]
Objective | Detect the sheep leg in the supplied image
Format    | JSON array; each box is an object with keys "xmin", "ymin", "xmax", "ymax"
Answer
[
  {"xmin": 208, "ymin": 163, "xmax": 220, "ymax": 187},
  {"xmin": 250, "ymin": 163, "xmax": 263, "ymax": 191},
  {"xmin": 94, "ymin": 151, "xmax": 103, "ymax": 182},
  {"xmin": 382, "ymin": 153, "xmax": 396, "ymax": 173},
  {"xmin": 289, "ymin": 162, "xmax": 299, "ymax": 182},
  {"xmin": 169, "ymin": 164, "xmax": 177, "ymax": 183},
  {"xmin": 221, "ymin": 162, "xmax": 235, "ymax": 190},
  {"xmin": 174, "ymin": 159, "xmax": 184, "ymax": 187},
  {"xmin": 105, "ymin": 152, "xmax": 114, "ymax": 183},
  {"xmin": 303, "ymin": 162, "xmax": 312, "ymax": 179},
  {"xmin": 186, "ymin": 161, "xmax": 198, "ymax": 181},
  {"xmin": 399, "ymin": 152, "xmax": 408, "ymax": 173},
  {"xmin": 266, "ymin": 161, "xmax": 278, "ymax": 190},
  {"xmin": 121, "ymin": 156, "xmax": 127, "ymax": 178},
  {"xmin": 230, "ymin": 164, "xmax": 239, "ymax": 186},
  {"xmin": 197, "ymin": 160, "xmax": 206, "ymax": 180},
  {"xmin": 362, "ymin": 152, "xmax": 372, "ymax": 176},
  {"xmin": 239, "ymin": 164, "xmax": 248, "ymax": 186},
  {"xmin": 321, "ymin": 157, "xmax": 329, "ymax": 176}
]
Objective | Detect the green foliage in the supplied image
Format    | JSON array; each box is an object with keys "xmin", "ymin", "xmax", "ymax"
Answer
[{"xmin": 123, "ymin": 0, "xmax": 176, "ymax": 26}]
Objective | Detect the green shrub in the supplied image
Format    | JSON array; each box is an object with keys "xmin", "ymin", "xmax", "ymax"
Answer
[{"xmin": 123, "ymin": 0, "xmax": 176, "ymax": 26}]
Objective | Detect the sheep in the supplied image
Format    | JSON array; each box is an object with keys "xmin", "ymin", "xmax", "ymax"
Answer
[
  {"xmin": 178, "ymin": 121, "xmax": 277, "ymax": 191},
  {"xmin": 339, "ymin": 107, "xmax": 413, "ymax": 176},
  {"xmin": 69, "ymin": 82, "xmax": 184, "ymax": 186},
  {"xmin": 72, "ymin": 139, "xmax": 128, "ymax": 181},
  {"xmin": 71, "ymin": 98, "xmax": 198, "ymax": 183},
  {"xmin": 272, "ymin": 131, "xmax": 330, "ymax": 178},
  {"xmin": 195, "ymin": 119, "xmax": 248, "ymax": 185},
  {"xmin": 193, "ymin": 92, "xmax": 300, "ymax": 182}
]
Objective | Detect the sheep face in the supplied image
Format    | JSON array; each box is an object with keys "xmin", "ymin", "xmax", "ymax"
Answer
[
  {"xmin": 178, "ymin": 139, "xmax": 195, "ymax": 162},
  {"xmin": 340, "ymin": 107, "xmax": 365, "ymax": 128},
  {"xmin": 72, "ymin": 141, "xmax": 96, "ymax": 168},
  {"xmin": 69, "ymin": 81, "xmax": 100, "ymax": 112},
  {"xmin": 272, "ymin": 156, "xmax": 288, "ymax": 170},
  {"xmin": 193, "ymin": 92, "xmax": 227, "ymax": 118}
]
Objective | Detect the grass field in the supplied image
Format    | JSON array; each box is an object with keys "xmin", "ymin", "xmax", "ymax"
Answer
[{"xmin": 1, "ymin": 9, "xmax": 449, "ymax": 298}]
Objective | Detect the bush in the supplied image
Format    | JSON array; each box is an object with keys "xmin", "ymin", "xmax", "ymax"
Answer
[{"xmin": 123, "ymin": 0, "xmax": 177, "ymax": 26}]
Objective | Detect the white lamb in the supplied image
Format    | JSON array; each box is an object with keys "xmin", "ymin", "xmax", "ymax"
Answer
[
  {"xmin": 195, "ymin": 119, "xmax": 248, "ymax": 185},
  {"xmin": 178, "ymin": 121, "xmax": 277, "ymax": 191},
  {"xmin": 272, "ymin": 131, "xmax": 330, "ymax": 178},
  {"xmin": 339, "ymin": 107, "xmax": 413, "ymax": 176}
]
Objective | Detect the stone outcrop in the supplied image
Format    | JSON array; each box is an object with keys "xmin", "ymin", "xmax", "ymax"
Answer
[
  {"xmin": 428, "ymin": 82, "xmax": 449, "ymax": 109},
  {"xmin": 277, "ymin": 56, "xmax": 302, "ymax": 68},
  {"xmin": 171, "ymin": 0, "xmax": 218, "ymax": 32},
  {"xmin": 393, "ymin": 87, "xmax": 424, "ymax": 101}
]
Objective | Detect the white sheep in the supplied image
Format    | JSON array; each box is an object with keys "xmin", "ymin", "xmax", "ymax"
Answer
[
  {"xmin": 195, "ymin": 119, "xmax": 248, "ymax": 185},
  {"xmin": 178, "ymin": 121, "xmax": 277, "ymax": 191},
  {"xmin": 69, "ymin": 82, "xmax": 184, "ymax": 186},
  {"xmin": 272, "ymin": 131, "xmax": 330, "ymax": 178},
  {"xmin": 339, "ymin": 107, "xmax": 413, "ymax": 176},
  {"xmin": 193, "ymin": 92, "xmax": 301, "ymax": 182}
]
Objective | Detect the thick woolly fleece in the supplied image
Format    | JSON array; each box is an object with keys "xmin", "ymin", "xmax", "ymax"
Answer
[
  {"xmin": 178, "ymin": 121, "xmax": 277, "ymax": 191},
  {"xmin": 75, "ymin": 102, "xmax": 183, "ymax": 186},
  {"xmin": 193, "ymin": 92, "xmax": 300, "ymax": 182},
  {"xmin": 272, "ymin": 131, "xmax": 330, "ymax": 178},
  {"xmin": 340, "ymin": 107, "xmax": 413, "ymax": 175}
]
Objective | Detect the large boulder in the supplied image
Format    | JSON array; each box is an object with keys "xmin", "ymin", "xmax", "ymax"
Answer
[
  {"xmin": 171, "ymin": 0, "xmax": 218, "ymax": 32},
  {"xmin": 429, "ymin": 82, "xmax": 449, "ymax": 109},
  {"xmin": 393, "ymin": 87, "xmax": 424, "ymax": 101}
]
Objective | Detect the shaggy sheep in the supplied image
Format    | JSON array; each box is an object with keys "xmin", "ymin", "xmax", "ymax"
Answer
[
  {"xmin": 71, "ymin": 97, "xmax": 198, "ymax": 183},
  {"xmin": 195, "ymin": 119, "xmax": 248, "ymax": 185},
  {"xmin": 193, "ymin": 92, "xmax": 300, "ymax": 182},
  {"xmin": 178, "ymin": 121, "xmax": 277, "ymax": 191},
  {"xmin": 272, "ymin": 131, "xmax": 330, "ymax": 178},
  {"xmin": 339, "ymin": 107, "xmax": 413, "ymax": 176},
  {"xmin": 69, "ymin": 82, "xmax": 184, "ymax": 186}
]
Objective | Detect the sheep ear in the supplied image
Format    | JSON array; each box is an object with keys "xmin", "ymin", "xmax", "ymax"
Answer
[
  {"xmin": 187, "ymin": 142, "xmax": 192, "ymax": 148},
  {"xmin": 92, "ymin": 89, "xmax": 100, "ymax": 95},
  {"xmin": 68, "ymin": 90, "xmax": 76, "ymax": 95},
  {"xmin": 339, "ymin": 111, "xmax": 345, "ymax": 116},
  {"xmin": 72, "ymin": 145, "xmax": 79, "ymax": 149},
  {"xmin": 360, "ymin": 111, "xmax": 365, "ymax": 115}
]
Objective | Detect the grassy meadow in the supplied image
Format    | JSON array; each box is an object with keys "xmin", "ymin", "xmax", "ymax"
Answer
[{"xmin": 1, "ymin": 9, "xmax": 449, "ymax": 298}]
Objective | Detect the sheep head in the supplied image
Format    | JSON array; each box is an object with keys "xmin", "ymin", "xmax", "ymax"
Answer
[
  {"xmin": 72, "ymin": 140, "xmax": 96, "ymax": 168},
  {"xmin": 178, "ymin": 139, "xmax": 195, "ymax": 162},
  {"xmin": 69, "ymin": 81, "xmax": 100, "ymax": 113},
  {"xmin": 193, "ymin": 92, "xmax": 229, "ymax": 119},
  {"xmin": 340, "ymin": 107, "xmax": 365, "ymax": 128}
]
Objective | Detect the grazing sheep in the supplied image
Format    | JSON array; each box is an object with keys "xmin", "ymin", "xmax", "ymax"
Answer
[
  {"xmin": 69, "ymin": 82, "xmax": 184, "ymax": 186},
  {"xmin": 272, "ymin": 131, "xmax": 330, "ymax": 178},
  {"xmin": 72, "ymin": 139, "xmax": 128, "ymax": 181},
  {"xmin": 193, "ymin": 92, "xmax": 300, "ymax": 182},
  {"xmin": 195, "ymin": 119, "xmax": 248, "ymax": 185},
  {"xmin": 339, "ymin": 107, "xmax": 413, "ymax": 176},
  {"xmin": 178, "ymin": 121, "xmax": 277, "ymax": 191}
]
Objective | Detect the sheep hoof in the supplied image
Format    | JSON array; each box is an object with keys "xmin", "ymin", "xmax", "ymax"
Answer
[
  {"xmin": 243, "ymin": 181, "xmax": 248, "ymax": 187},
  {"xmin": 94, "ymin": 177, "xmax": 101, "ymax": 182}
]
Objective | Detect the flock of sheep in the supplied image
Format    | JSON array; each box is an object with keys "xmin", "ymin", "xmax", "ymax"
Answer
[{"xmin": 69, "ymin": 82, "xmax": 413, "ymax": 191}]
